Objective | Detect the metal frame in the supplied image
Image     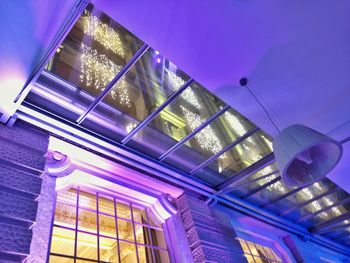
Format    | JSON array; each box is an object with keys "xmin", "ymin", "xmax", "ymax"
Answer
[
  {"xmin": 279, "ymin": 187, "xmax": 338, "ymax": 217},
  {"xmin": 218, "ymin": 153, "xmax": 275, "ymax": 190},
  {"xmin": 296, "ymin": 196, "xmax": 350, "ymax": 223},
  {"xmin": 49, "ymin": 187, "xmax": 169, "ymax": 262},
  {"xmin": 158, "ymin": 105, "xmax": 231, "ymax": 161},
  {"xmin": 222, "ymin": 170, "xmax": 280, "ymax": 194},
  {"xmin": 189, "ymin": 127, "xmax": 260, "ymax": 175},
  {"xmin": 311, "ymin": 210, "xmax": 350, "ymax": 234},
  {"xmin": 76, "ymin": 44, "xmax": 150, "ymax": 124},
  {"xmin": 242, "ymin": 176, "xmax": 282, "ymax": 199},
  {"xmin": 260, "ymin": 181, "xmax": 315, "ymax": 208},
  {"xmin": 121, "ymin": 78, "xmax": 194, "ymax": 145}
]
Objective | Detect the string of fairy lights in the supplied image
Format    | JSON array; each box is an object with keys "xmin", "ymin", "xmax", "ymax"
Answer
[{"xmin": 80, "ymin": 11, "xmax": 131, "ymax": 107}]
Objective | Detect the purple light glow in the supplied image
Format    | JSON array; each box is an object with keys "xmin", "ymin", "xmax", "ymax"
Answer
[{"xmin": 156, "ymin": 57, "xmax": 162, "ymax": 63}]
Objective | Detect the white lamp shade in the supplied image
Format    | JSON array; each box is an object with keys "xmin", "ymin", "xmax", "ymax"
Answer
[{"xmin": 273, "ymin": 124, "xmax": 343, "ymax": 187}]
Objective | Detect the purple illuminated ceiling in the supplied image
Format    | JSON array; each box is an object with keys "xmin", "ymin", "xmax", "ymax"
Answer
[{"xmin": 92, "ymin": 0, "xmax": 350, "ymax": 192}]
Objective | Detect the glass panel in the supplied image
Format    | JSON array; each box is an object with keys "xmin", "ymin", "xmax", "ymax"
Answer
[
  {"xmin": 49, "ymin": 255, "xmax": 74, "ymax": 263},
  {"xmin": 132, "ymin": 206, "xmax": 147, "ymax": 224},
  {"xmin": 119, "ymin": 242, "xmax": 138, "ymax": 263},
  {"xmin": 199, "ymin": 130, "xmax": 272, "ymax": 186},
  {"xmin": 244, "ymin": 254, "xmax": 255, "ymax": 263},
  {"xmin": 126, "ymin": 81, "xmax": 226, "ymax": 159},
  {"xmin": 238, "ymin": 239, "xmax": 250, "ymax": 254},
  {"xmin": 100, "ymin": 237, "xmax": 119, "ymax": 263},
  {"xmin": 46, "ymin": 3, "xmax": 143, "ymax": 97},
  {"xmin": 99, "ymin": 214, "xmax": 117, "ymax": 238},
  {"xmin": 230, "ymin": 164, "xmax": 280, "ymax": 198},
  {"xmin": 57, "ymin": 189, "xmax": 77, "ymax": 205},
  {"xmin": 135, "ymin": 224, "xmax": 147, "ymax": 244},
  {"xmin": 54, "ymin": 202, "xmax": 77, "ymax": 228},
  {"xmin": 82, "ymin": 49, "xmax": 191, "ymax": 142},
  {"xmin": 50, "ymin": 226, "xmax": 75, "ymax": 256},
  {"xmin": 78, "ymin": 209, "xmax": 97, "ymax": 234},
  {"xmin": 150, "ymin": 228, "xmax": 167, "ymax": 249},
  {"xmin": 117, "ymin": 202, "xmax": 132, "ymax": 220},
  {"xmin": 138, "ymin": 245, "xmax": 154, "ymax": 263},
  {"xmin": 99, "ymin": 195, "xmax": 115, "ymax": 216},
  {"xmin": 247, "ymin": 242, "xmax": 258, "ymax": 256},
  {"xmin": 79, "ymin": 191, "xmax": 97, "ymax": 210},
  {"xmin": 76, "ymin": 232, "xmax": 98, "ymax": 260},
  {"xmin": 118, "ymin": 219, "xmax": 135, "ymax": 242},
  {"xmin": 154, "ymin": 249, "xmax": 170, "ymax": 263},
  {"xmin": 163, "ymin": 108, "xmax": 256, "ymax": 173}
]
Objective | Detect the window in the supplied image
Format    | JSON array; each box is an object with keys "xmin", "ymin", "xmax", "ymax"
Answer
[
  {"xmin": 237, "ymin": 238, "xmax": 283, "ymax": 263},
  {"xmin": 49, "ymin": 188, "xmax": 170, "ymax": 262}
]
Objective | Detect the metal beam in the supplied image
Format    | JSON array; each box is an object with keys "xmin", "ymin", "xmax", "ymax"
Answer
[
  {"xmin": 76, "ymin": 44, "xmax": 150, "ymax": 124},
  {"xmin": 260, "ymin": 181, "xmax": 314, "ymax": 208},
  {"xmin": 158, "ymin": 105, "xmax": 231, "ymax": 161},
  {"xmin": 121, "ymin": 78, "xmax": 194, "ymax": 145},
  {"xmin": 189, "ymin": 127, "xmax": 260, "ymax": 175},
  {"xmin": 296, "ymin": 196, "xmax": 350, "ymax": 223},
  {"xmin": 217, "ymin": 152, "xmax": 275, "ymax": 190},
  {"xmin": 311, "ymin": 210, "xmax": 350, "ymax": 234},
  {"xmin": 317, "ymin": 222, "xmax": 350, "ymax": 236},
  {"xmin": 242, "ymin": 176, "xmax": 281, "ymax": 198},
  {"xmin": 280, "ymin": 187, "xmax": 338, "ymax": 217},
  {"xmin": 223, "ymin": 170, "xmax": 280, "ymax": 194}
]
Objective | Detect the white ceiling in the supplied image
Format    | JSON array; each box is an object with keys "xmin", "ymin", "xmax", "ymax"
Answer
[{"xmin": 1, "ymin": 0, "xmax": 350, "ymax": 191}]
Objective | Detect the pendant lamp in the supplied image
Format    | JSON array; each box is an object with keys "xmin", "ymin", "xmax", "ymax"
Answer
[{"xmin": 273, "ymin": 124, "xmax": 343, "ymax": 187}]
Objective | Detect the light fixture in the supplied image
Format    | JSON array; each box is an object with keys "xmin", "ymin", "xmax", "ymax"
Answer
[
  {"xmin": 239, "ymin": 78, "xmax": 343, "ymax": 187},
  {"xmin": 273, "ymin": 124, "xmax": 343, "ymax": 187}
]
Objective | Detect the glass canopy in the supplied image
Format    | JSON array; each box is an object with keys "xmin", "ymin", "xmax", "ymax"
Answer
[{"xmin": 23, "ymin": 2, "xmax": 350, "ymax": 250}]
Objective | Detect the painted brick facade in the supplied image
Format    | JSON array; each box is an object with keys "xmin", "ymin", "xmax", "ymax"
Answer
[
  {"xmin": 177, "ymin": 194, "xmax": 248, "ymax": 263},
  {"xmin": 0, "ymin": 121, "xmax": 49, "ymax": 262}
]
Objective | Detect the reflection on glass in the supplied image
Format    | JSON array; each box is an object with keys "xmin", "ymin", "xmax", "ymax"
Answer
[
  {"xmin": 54, "ymin": 202, "xmax": 76, "ymax": 228},
  {"xmin": 79, "ymin": 191, "xmax": 97, "ymax": 210},
  {"xmin": 117, "ymin": 202, "xmax": 132, "ymax": 220},
  {"xmin": 50, "ymin": 256, "xmax": 74, "ymax": 263}
]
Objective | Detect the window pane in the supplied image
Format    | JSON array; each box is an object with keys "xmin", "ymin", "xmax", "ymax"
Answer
[
  {"xmin": 99, "ymin": 195, "xmax": 115, "ymax": 216},
  {"xmin": 49, "ymin": 255, "xmax": 74, "ymax": 263},
  {"xmin": 100, "ymin": 237, "xmax": 119, "ymax": 263},
  {"xmin": 118, "ymin": 219, "xmax": 135, "ymax": 242},
  {"xmin": 76, "ymin": 232, "xmax": 98, "ymax": 260},
  {"xmin": 79, "ymin": 191, "xmax": 97, "ymax": 210},
  {"xmin": 99, "ymin": 214, "xmax": 117, "ymax": 238},
  {"xmin": 138, "ymin": 245, "xmax": 154, "ymax": 263},
  {"xmin": 54, "ymin": 202, "xmax": 77, "ymax": 228},
  {"xmin": 78, "ymin": 209, "xmax": 97, "ymax": 234},
  {"xmin": 132, "ymin": 206, "xmax": 147, "ymax": 224},
  {"xmin": 135, "ymin": 224, "xmax": 147, "ymax": 244},
  {"xmin": 50, "ymin": 226, "xmax": 75, "ymax": 256},
  {"xmin": 117, "ymin": 202, "xmax": 132, "ymax": 220},
  {"xmin": 150, "ymin": 228, "xmax": 167, "ymax": 249},
  {"xmin": 127, "ymin": 81, "xmax": 226, "ymax": 159},
  {"xmin": 57, "ymin": 189, "xmax": 77, "ymax": 205},
  {"xmin": 154, "ymin": 249, "xmax": 170, "ymax": 263},
  {"xmin": 119, "ymin": 242, "xmax": 137, "ymax": 263}
]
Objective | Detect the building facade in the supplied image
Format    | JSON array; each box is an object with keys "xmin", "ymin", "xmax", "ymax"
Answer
[{"xmin": 0, "ymin": 2, "xmax": 350, "ymax": 263}]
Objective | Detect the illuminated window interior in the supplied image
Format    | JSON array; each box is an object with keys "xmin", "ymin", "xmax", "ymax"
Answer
[
  {"xmin": 49, "ymin": 188, "xmax": 170, "ymax": 262},
  {"xmin": 237, "ymin": 238, "xmax": 283, "ymax": 263}
]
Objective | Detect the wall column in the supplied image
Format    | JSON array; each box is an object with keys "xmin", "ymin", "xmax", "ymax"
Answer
[
  {"xmin": 177, "ymin": 193, "xmax": 248, "ymax": 263},
  {"xmin": 0, "ymin": 121, "xmax": 49, "ymax": 262}
]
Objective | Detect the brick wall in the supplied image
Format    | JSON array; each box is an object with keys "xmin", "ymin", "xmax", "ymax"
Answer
[
  {"xmin": 0, "ymin": 121, "xmax": 49, "ymax": 262},
  {"xmin": 177, "ymin": 194, "xmax": 248, "ymax": 263}
]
